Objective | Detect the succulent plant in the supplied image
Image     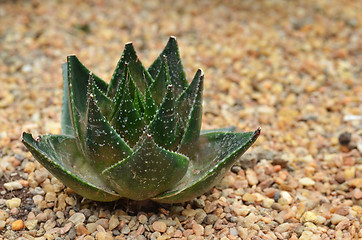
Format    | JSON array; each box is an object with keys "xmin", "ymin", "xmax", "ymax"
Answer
[{"xmin": 22, "ymin": 37, "xmax": 260, "ymax": 203}]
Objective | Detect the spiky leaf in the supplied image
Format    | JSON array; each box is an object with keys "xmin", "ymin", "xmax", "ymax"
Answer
[
  {"xmin": 152, "ymin": 128, "xmax": 261, "ymax": 203},
  {"xmin": 148, "ymin": 36, "xmax": 188, "ymax": 98},
  {"xmin": 22, "ymin": 133, "xmax": 120, "ymax": 201},
  {"xmin": 102, "ymin": 135, "xmax": 189, "ymax": 200}
]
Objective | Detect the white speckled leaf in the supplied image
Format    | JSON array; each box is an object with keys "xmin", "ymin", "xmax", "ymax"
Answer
[{"xmin": 102, "ymin": 135, "xmax": 189, "ymax": 200}]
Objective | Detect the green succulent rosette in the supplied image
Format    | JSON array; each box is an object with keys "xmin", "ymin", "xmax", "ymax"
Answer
[{"xmin": 22, "ymin": 37, "xmax": 260, "ymax": 203}]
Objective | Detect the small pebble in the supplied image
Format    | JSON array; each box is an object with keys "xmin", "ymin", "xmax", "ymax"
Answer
[
  {"xmin": 68, "ymin": 213, "xmax": 85, "ymax": 225},
  {"xmin": 0, "ymin": 220, "xmax": 6, "ymax": 231},
  {"xmin": 246, "ymin": 168, "xmax": 259, "ymax": 186},
  {"xmin": 11, "ymin": 220, "xmax": 24, "ymax": 230},
  {"xmin": 330, "ymin": 214, "xmax": 348, "ymax": 225},
  {"xmin": 152, "ymin": 221, "xmax": 167, "ymax": 233},
  {"xmin": 24, "ymin": 219, "xmax": 38, "ymax": 230},
  {"xmin": 299, "ymin": 177, "xmax": 315, "ymax": 187},
  {"xmin": 95, "ymin": 231, "xmax": 113, "ymax": 240},
  {"xmin": 4, "ymin": 181, "xmax": 23, "ymax": 191},
  {"xmin": 109, "ymin": 215, "xmax": 119, "ymax": 230},
  {"xmin": 6, "ymin": 198, "xmax": 21, "ymax": 208}
]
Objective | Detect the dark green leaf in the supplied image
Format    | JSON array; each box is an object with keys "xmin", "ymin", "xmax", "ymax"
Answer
[
  {"xmin": 149, "ymin": 56, "xmax": 170, "ymax": 106},
  {"xmin": 67, "ymin": 55, "xmax": 111, "ymax": 151},
  {"xmin": 143, "ymin": 88, "xmax": 157, "ymax": 125},
  {"xmin": 22, "ymin": 133, "xmax": 120, "ymax": 202},
  {"xmin": 147, "ymin": 85, "xmax": 177, "ymax": 149},
  {"xmin": 176, "ymin": 69, "xmax": 204, "ymax": 154},
  {"xmin": 84, "ymin": 93, "xmax": 133, "ymax": 172},
  {"xmin": 110, "ymin": 83, "xmax": 145, "ymax": 147},
  {"xmin": 61, "ymin": 63, "xmax": 74, "ymax": 136},
  {"xmin": 152, "ymin": 128, "xmax": 261, "ymax": 203},
  {"xmin": 148, "ymin": 36, "xmax": 188, "ymax": 98},
  {"xmin": 108, "ymin": 43, "xmax": 153, "ymax": 97},
  {"xmin": 102, "ymin": 135, "xmax": 189, "ymax": 200},
  {"xmin": 178, "ymin": 71, "xmax": 204, "ymax": 154},
  {"xmin": 109, "ymin": 64, "xmax": 128, "ymax": 121}
]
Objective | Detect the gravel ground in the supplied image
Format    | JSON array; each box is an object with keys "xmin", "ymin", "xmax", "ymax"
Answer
[{"xmin": 1, "ymin": 0, "xmax": 361, "ymax": 239}]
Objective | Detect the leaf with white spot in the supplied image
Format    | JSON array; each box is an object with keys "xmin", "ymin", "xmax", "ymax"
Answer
[
  {"xmin": 102, "ymin": 135, "xmax": 189, "ymax": 200},
  {"xmin": 147, "ymin": 85, "xmax": 177, "ymax": 149}
]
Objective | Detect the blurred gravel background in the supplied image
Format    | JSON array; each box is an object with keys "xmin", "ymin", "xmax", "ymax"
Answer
[{"xmin": 0, "ymin": 0, "xmax": 361, "ymax": 239}]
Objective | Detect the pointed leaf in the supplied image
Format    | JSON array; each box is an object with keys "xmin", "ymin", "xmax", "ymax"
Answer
[
  {"xmin": 109, "ymin": 64, "xmax": 128, "ymax": 120},
  {"xmin": 67, "ymin": 55, "xmax": 91, "ymax": 152},
  {"xmin": 84, "ymin": 93, "xmax": 133, "ymax": 173},
  {"xmin": 61, "ymin": 63, "xmax": 74, "ymax": 136},
  {"xmin": 175, "ymin": 69, "xmax": 203, "ymax": 146},
  {"xmin": 22, "ymin": 133, "xmax": 120, "ymax": 202},
  {"xmin": 149, "ymin": 56, "xmax": 170, "ymax": 106},
  {"xmin": 110, "ymin": 84, "xmax": 145, "ymax": 147},
  {"xmin": 102, "ymin": 135, "xmax": 189, "ymax": 200},
  {"xmin": 90, "ymin": 74, "xmax": 113, "ymax": 119},
  {"xmin": 147, "ymin": 85, "xmax": 177, "ymax": 149},
  {"xmin": 178, "ymin": 71, "xmax": 204, "ymax": 154},
  {"xmin": 143, "ymin": 88, "xmax": 157, "ymax": 125},
  {"xmin": 108, "ymin": 43, "xmax": 153, "ymax": 97},
  {"xmin": 107, "ymin": 51, "xmax": 127, "ymax": 99},
  {"xmin": 152, "ymin": 128, "xmax": 261, "ymax": 203},
  {"xmin": 148, "ymin": 36, "xmax": 188, "ymax": 98},
  {"xmin": 200, "ymin": 126, "xmax": 236, "ymax": 134}
]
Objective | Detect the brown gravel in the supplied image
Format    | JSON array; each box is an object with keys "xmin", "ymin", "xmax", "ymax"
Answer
[{"xmin": 1, "ymin": 0, "xmax": 361, "ymax": 239}]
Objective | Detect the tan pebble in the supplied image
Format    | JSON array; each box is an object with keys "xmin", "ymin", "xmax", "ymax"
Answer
[
  {"xmin": 300, "ymin": 211, "xmax": 325, "ymax": 225},
  {"xmin": 242, "ymin": 193, "xmax": 257, "ymax": 202},
  {"xmin": 182, "ymin": 208, "xmax": 197, "ymax": 217},
  {"xmin": 192, "ymin": 222, "xmax": 204, "ymax": 236},
  {"xmin": 352, "ymin": 188, "xmax": 362, "ymax": 199},
  {"xmin": 43, "ymin": 183, "xmax": 55, "ymax": 193},
  {"xmin": 138, "ymin": 214, "xmax": 148, "ymax": 224},
  {"xmin": 44, "ymin": 219, "xmax": 56, "ymax": 231},
  {"xmin": 330, "ymin": 214, "xmax": 348, "ymax": 225},
  {"xmin": 68, "ymin": 212, "xmax": 85, "ymax": 225},
  {"xmin": 35, "ymin": 169, "xmax": 48, "ymax": 183},
  {"xmin": 83, "ymin": 236, "xmax": 95, "ymax": 240},
  {"xmin": 86, "ymin": 223, "xmax": 98, "ymax": 234},
  {"xmin": 109, "ymin": 215, "xmax": 119, "ymax": 230},
  {"xmin": 36, "ymin": 212, "xmax": 48, "ymax": 222},
  {"xmin": 24, "ymin": 162, "xmax": 35, "ymax": 173},
  {"xmin": 45, "ymin": 192, "xmax": 57, "ymax": 202},
  {"xmin": 65, "ymin": 196, "xmax": 76, "ymax": 206},
  {"xmin": 352, "ymin": 205, "xmax": 362, "ymax": 215},
  {"xmin": 152, "ymin": 221, "xmax": 167, "ymax": 233},
  {"xmin": 348, "ymin": 178, "xmax": 362, "ymax": 188},
  {"xmin": 11, "ymin": 220, "xmax": 24, "ymax": 230},
  {"xmin": 299, "ymin": 177, "xmax": 315, "ymax": 187},
  {"xmin": 246, "ymin": 168, "xmax": 258, "ymax": 186},
  {"xmin": 95, "ymin": 231, "xmax": 114, "ymax": 240},
  {"xmin": 4, "ymin": 181, "xmax": 23, "ymax": 191},
  {"xmin": 173, "ymin": 229, "xmax": 183, "ymax": 237},
  {"xmin": 33, "ymin": 195, "xmax": 43, "ymax": 205},
  {"xmin": 344, "ymin": 167, "xmax": 356, "ymax": 179},
  {"xmin": 96, "ymin": 218, "xmax": 109, "ymax": 229},
  {"xmin": 204, "ymin": 201, "xmax": 217, "ymax": 213},
  {"xmin": 0, "ymin": 210, "xmax": 9, "ymax": 221},
  {"xmin": 6, "ymin": 198, "xmax": 21, "ymax": 208},
  {"xmin": 334, "ymin": 205, "xmax": 349, "ymax": 216},
  {"xmin": 280, "ymin": 191, "xmax": 293, "ymax": 204},
  {"xmin": 335, "ymin": 219, "xmax": 349, "ymax": 231},
  {"xmin": 75, "ymin": 223, "xmax": 90, "ymax": 235},
  {"xmin": 0, "ymin": 220, "xmax": 6, "ymax": 231},
  {"xmin": 183, "ymin": 229, "xmax": 194, "ymax": 237},
  {"xmin": 299, "ymin": 230, "xmax": 313, "ymax": 240},
  {"xmin": 24, "ymin": 219, "xmax": 38, "ymax": 230}
]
